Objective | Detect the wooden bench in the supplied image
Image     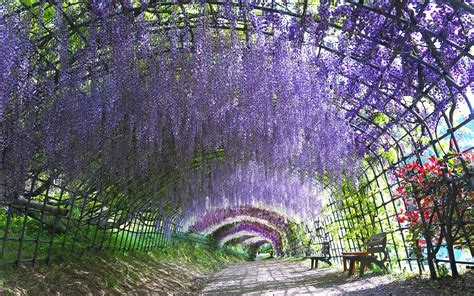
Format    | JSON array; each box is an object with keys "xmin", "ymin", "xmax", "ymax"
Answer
[
  {"xmin": 342, "ymin": 251, "xmax": 368, "ymax": 272},
  {"xmin": 309, "ymin": 242, "xmax": 332, "ymax": 269},
  {"xmin": 342, "ymin": 233, "xmax": 388, "ymax": 276}
]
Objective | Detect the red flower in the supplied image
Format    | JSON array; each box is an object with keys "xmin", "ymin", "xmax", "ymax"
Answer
[
  {"xmin": 417, "ymin": 174, "xmax": 424, "ymax": 184},
  {"xmin": 396, "ymin": 214, "xmax": 406, "ymax": 223},
  {"xmin": 406, "ymin": 161, "xmax": 418, "ymax": 170},
  {"xmin": 397, "ymin": 185, "xmax": 405, "ymax": 194},
  {"xmin": 418, "ymin": 239, "xmax": 426, "ymax": 249}
]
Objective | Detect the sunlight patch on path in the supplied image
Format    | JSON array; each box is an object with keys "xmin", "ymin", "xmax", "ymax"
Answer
[{"xmin": 199, "ymin": 259, "xmax": 394, "ymax": 295}]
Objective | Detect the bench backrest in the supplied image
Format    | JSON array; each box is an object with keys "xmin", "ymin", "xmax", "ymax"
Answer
[
  {"xmin": 321, "ymin": 242, "xmax": 331, "ymax": 257},
  {"xmin": 366, "ymin": 233, "xmax": 387, "ymax": 254}
]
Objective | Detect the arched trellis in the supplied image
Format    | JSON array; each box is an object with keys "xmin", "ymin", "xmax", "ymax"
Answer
[
  {"xmin": 187, "ymin": 205, "xmax": 322, "ymax": 253},
  {"xmin": 212, "ymin": 222, "xmax": 283, "ymax": 254},
  {"xmin": 314, "ymin": 124, "xmax": 473, "ymax": 279},
  {"xmin": 187, "ymin": 206, "xmax": 290, "ymax": 235},
  {"xmin": 224, "ymin": 234, "xmax": 257, "ymax": 246},
  {"xmin": 0, "ymin": 0, "xmax": 471, "ymax": 279},
  {"xmin": 224, "ymin": 235, "xmax": 274, "ymax": 253},
  {"xmin": 4, "ymin": 0, "xmax": 470, "ymax": 175}
]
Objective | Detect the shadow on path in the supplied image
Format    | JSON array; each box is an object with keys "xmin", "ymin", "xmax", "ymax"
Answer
[{"xmin": 199, "ymin": 258, "xmax": 474, "ymax": 295}]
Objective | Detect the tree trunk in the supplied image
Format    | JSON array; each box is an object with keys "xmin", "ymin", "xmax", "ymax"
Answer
[
  {"xmin": 426, "ymin": 244, "xmax": 438, "ymax": 280},
  {"xmin": 445, "ymin": 184, "xmax": 460, "ymax": 278},
  {"xmin": 445, "ymin": 236, "xmax": 459, "ymax": 278}
]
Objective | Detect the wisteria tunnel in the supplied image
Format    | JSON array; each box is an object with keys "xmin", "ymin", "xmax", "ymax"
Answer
[{"xmin": 0, "ymin": 0, "xmax": 473, "ymax": 294}]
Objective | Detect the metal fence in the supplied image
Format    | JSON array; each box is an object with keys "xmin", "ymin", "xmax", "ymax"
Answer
[{"xmin": 0, "ymin": 172, "xmax": 207, "ymax": 267}]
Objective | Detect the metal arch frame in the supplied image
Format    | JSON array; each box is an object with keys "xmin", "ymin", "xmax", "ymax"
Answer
[
  {"xmin": 223, "ymin": 235, "xmax": 272, "ymax": 249},
  {"xmin": 311, "ymin": 91, "xmax": 473, "ymax": 268},
  {"xmin": 1, "ymin": 0, "xmax": 472, "ymax": 273},
  {"xmin": 210, "ymin": 220, "xmax": 283, "ymax": 237},
  {"xmin": 206, "ymin": 220, "xmax": 285, "ymax": 246},
  {"xmin": 223, "ymin": 234, "xmax": 273, "ymax": 248},
  {"xmin": 321, "ymin": 40, "xmax": 472, "ymax": 148},
  {"xmin": 223, "ymin": 234, "xmax": 256, "ymax": 246}
]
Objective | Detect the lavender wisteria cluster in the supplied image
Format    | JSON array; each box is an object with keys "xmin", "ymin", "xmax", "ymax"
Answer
[
  {"xmin": 1, "ymin": 1, "xmax": 471, "ymax": 229},
  {"xmin": 177, "ymin": 162, "xmax": 324, "ymax": 225},
  {"xmin": 188, "ymin": 205, "xmax": 289, "ymax": 235},
  {"xmin": 1, "ymin": 4, "xmax": 353, "ymax": 211}
]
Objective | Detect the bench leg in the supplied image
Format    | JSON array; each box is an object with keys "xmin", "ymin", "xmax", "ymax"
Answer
[
  {"xmin": 348, "ymin": 259, "xmax": 356, "ymax": 276},
  {"xmin": 359, "ymin": 261, "xmax": 366, "ymax": 276},
  {"xmin": 323, "ymin": 259, "xmax": 332, "ymax": 266},
  {"xmin": 374, "ymin": 260, "xmax": 387, "ymax": 271},
  {"xmin": 315, "ymin": 259, "xmax": 319, "ymax": 269},
  {"xmin": 310, "ymin": 259, "xmax": 315, "ymax": 269},
  {"xmin": 375, "ymin": 261, "xmax": 387, "ymax": 270}
]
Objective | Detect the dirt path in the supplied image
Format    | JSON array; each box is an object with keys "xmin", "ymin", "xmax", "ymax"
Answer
[{"xmin": 199, "ymin": 258, "xmax": 474, "ymax": 295}]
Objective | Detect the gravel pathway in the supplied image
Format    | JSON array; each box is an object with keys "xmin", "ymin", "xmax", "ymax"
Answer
[{"xmin": 199, "ymin": 258, "xmax": 474, "ymax": 295}]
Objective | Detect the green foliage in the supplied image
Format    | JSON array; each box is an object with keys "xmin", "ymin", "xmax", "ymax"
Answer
[
  {"xmin": 340, "ymin": 187, "xmax": 379, "ymax": 244},
  {"xmin": 162, "ymin": 240, "xmax": 249, "ymax": 269},
  {"xmin": 285, "ymin": 221, "xmax": 311, "ymax": 255},
  {"xmin": 369, "ymin": 264, "xmax": 389, "ymax": 275},
  {"xmin": 220, "ymin": 245, "xmax": 252, "ymax": 261},
  {"xmin": 324, "ymin": 176, "xmax": 392, "ymax": 253},
  {"xmin": 380, "ymin": 147, "xmax": 397, "ymax": 164},
  {"xmin": 258, "ymin": 243, "xmax": 273, "ymax": 254},
  {"xmin": 19, "ymin": 0, "xmax": 34, "ymax": 7},
  {"xmin": 437, "ymin": 265, "xmax": 450, "ymax": 278},
  {"xmin": 0, "ymin": 209, "xmax": 65, "ymax": 262},
  {"xmin": 373, "ymin": 112, "xmax": 389, "ymax": 127}
]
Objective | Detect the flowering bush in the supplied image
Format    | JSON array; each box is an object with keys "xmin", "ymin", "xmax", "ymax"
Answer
[{"xmin": 395, "ymin": 152, "xmax": 473, "ymax": 275}]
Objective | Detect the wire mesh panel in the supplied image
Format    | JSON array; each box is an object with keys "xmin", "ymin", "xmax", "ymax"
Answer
[{"xmin": 0, "ymin": 172, "xmax": 204, "ymax": 267}]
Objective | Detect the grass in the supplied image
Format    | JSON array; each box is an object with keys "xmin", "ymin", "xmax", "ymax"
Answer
[{"xmin": 0, "ymin": 238, "xmax": 248, "ymax": 294}]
